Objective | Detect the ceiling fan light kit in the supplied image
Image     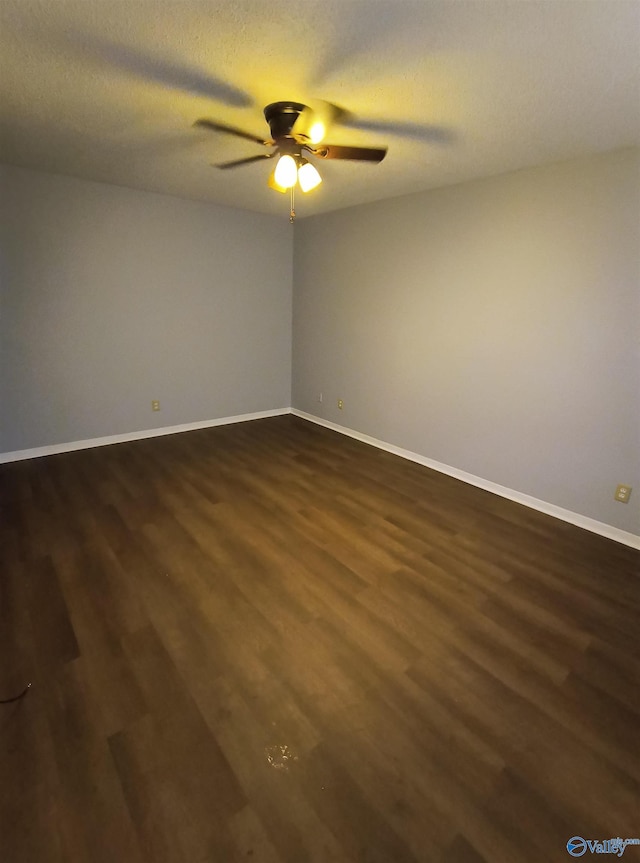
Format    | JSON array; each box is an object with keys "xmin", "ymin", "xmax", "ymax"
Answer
[{"xmin": 194, "ymin": 100, "xmax": 387, "ymax": 220}]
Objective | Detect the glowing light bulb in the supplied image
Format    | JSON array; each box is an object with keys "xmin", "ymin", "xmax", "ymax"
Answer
[
  {"xmin": 308, "ymin": 121, "xmax": 325, "ymax": 144},
  {"xmin": 274, "ymin": 155, "xmax": 297, "ymax": 189},
  {"xmin": 298, "ymin": 161, "xmax": 322, "ymax": 193}
]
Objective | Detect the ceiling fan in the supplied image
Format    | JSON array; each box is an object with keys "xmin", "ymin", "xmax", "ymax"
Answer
[{"xmin": 194, "ymin": 101, "xmax": 388, "ymax": 219}]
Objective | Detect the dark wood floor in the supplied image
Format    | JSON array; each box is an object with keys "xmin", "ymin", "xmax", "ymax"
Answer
[{"xmin": 1, "ymin": 415, "xmax": 638, "ymax": 863}]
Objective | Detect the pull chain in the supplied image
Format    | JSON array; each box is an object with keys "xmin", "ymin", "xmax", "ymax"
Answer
[{"xmin": 289, "ymin": 186, "xmax": 296, "ymax": 223}]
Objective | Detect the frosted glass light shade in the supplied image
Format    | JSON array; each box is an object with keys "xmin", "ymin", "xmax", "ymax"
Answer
[
  {"xmin": 298, "ymin": 161, "xmax": 322, "ymax": 192},
  {"xmin": 268, "ymin": 169, "xmax": 287, "ymax": 193},
  {"xmin": 274, "ymin": 155, "xmax": 297, "ymax": 189}
]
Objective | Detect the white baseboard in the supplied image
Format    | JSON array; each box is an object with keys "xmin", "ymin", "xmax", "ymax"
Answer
[
  {"xmin": 291, "ymin": 409, "xmax": 640, "ymax": 551},
  {"xmin": 3, "ymin": 406, "xmax": 637, "ymax": 551},
  {"xmin": 0, "ymin": 408, "xmax": 290, "ymax": 464}
]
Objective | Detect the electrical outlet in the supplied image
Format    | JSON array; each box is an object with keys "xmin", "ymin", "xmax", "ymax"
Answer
[
  {"xmin": 614, "ymin": 484, "xmax": 632, "ymax": 503},
  {"xmin": 338, "ymin": 399, "xmax": 344, "ymax": 409},
  {"xmin": 152, "ymin": 400, "xmax": 160, "ymax": 411},
  {"xmin": 318, "ymin": 392, "xmax": 323, "ymax": 403}
]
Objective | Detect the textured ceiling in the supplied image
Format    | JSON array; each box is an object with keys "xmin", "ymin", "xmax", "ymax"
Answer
[{"xmin": 1, "ymin": 0, "xmax": 639, "ymax": 218}]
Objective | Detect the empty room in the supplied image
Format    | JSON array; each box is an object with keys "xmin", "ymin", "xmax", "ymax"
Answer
[{"xmin": 1, "ymin": 1, "xmax": 639, "ymax": 862}]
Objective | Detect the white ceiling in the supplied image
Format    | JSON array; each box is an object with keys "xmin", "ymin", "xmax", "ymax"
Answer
[{"xmin": 1, "ymin": 0, "xmax": 639, "ymax": 218}]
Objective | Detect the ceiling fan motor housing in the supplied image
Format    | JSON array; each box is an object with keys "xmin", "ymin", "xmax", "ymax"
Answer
[{"xmin": 264, "ymin": 102, "xmax": 306, "ymax": 141}]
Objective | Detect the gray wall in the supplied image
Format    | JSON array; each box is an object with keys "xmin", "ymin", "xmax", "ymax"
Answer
[
  {"xmin": 3, "ymin": 153, "xmax": 638, "ymax": 535},
  {"xmin": 0, "ymin": 165, "xmax": 293, "ymax": 452},
  {"xmin": 292, "ymin": 148, "xmax": 640, "ymax": 534}
]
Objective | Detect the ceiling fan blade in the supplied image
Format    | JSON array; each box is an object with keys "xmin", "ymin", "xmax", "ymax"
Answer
[
  {"xmin": 49, "ymin": 31, "xmax": 252, "ymax": 108},
  {"xmin": 215, "ymin": 153, "xmax": 275, "ymax": 170},
  {"xmin": 306, "ymin": 144, "xmax": 387, "ymax": 162},
  {"xmin": 194, "ymin": 119, "xmax": 269, "ymax": 146},
  {"xmin": 342, "ymin": 118, "xmax": 455, "ymax": 145}
]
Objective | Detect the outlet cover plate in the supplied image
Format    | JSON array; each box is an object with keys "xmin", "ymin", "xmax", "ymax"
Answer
[{"xmin": 614, "ymin": 484, "xmax": 632, "ymax": 503}]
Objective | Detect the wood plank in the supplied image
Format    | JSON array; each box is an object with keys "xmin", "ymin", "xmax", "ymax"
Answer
[{"xmin": 1, "ymin": 414, "xmax": 638, "ymax": 863}]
